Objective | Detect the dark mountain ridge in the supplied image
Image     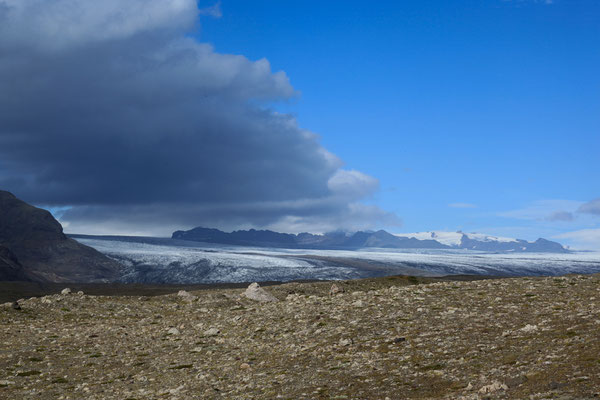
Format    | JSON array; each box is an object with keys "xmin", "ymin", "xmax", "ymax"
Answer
[
  {"xmin": 172, "ymin": 226, "xmax": 568, "ymax": 253},
  {"xmin": 172, "ymin": 227, "xmax": 449, "ymax": 249},
  {"xmin": 0, "ymin": 190, "xmax": 121, "ymax": 282}
]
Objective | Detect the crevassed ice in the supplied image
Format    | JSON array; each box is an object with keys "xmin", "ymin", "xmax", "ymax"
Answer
[{"xmin": 78, "ymin": 238, "xmax": 600, "ymax": 284}]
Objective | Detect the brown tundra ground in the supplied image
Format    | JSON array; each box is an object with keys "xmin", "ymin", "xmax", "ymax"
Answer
[{"xmin": 1, "ymin": 274, "xmax": 599, "ymax": 399}]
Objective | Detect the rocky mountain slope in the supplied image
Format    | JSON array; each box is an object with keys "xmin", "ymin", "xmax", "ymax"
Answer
[
  {"xmin": 0, "ymin": 245, "xmax": 29, "ymax": 281},
  {"xmin": 172, "ymin": 227, "xmax": 448, "ymax": 249},
  {"xmin": 172, "ymin": 226, "xmax": 568, "ymax": 253},
  {"xmin": 0, "ymin": 190, "xmax": 120, "ymax": 282},
  {"xmin": 172, "ymin": 227, "xmax": 447, "ymax": 250},
  {"xmin": 1, "ymin": 274, "xmax": 599, "ymax": 399}
]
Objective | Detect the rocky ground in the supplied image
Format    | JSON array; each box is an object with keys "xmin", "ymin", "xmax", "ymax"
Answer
[{"xmin": 1, "ymin": 274, "xmax": 599, "ymax": 399}]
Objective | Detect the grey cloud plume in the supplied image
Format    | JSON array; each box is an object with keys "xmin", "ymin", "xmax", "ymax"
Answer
[
  {"xmin": 578, "ymin": 199, "xmax": 600, "ymax": 216},
  {"xmin": 0, "ymin": 0, "xmax": 398, "ymax": 234},
  {"xmin": 545, "ymin": 211, "xmax": 574, "ymax": 222}
]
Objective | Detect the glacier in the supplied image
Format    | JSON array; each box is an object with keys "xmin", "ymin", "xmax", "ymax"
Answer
[{"xmin": 75, "ymin": 236, "xmax": 600, "ymax": 284}]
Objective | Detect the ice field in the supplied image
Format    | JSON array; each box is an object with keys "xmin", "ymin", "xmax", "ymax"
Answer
[{"xmin": 77, "ymin": 237, "xmax": 600, "ymax": 284}]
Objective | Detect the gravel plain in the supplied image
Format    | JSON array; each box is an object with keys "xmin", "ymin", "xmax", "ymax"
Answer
[{"xmin": 1, "ymin": 274, "xmax": 599, "ymax": 399}]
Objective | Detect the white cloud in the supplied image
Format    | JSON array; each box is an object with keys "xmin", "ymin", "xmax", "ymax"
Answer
[
  {"xmin": 0, "ymin": 0, "xmax": 199, "ymax": 51},
  {"xmin": 328, "ymin": 170, "xmax": 379, "ymax": 200},
  {"xmin": 554, "ymin": 229, "xmax": 600, "ymax": 251},
  {"xmin": 263, "ymin": 203, "xmax": 402, "ymax": 235}
]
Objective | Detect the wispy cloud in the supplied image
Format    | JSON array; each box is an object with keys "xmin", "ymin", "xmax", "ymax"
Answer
[
  {"xmin": 498, "ymin": 200, "xmax": 583, "ymax": 221},
  {"xmin": 578, "ymin": 198, "xmax": 600, "ymax": 216},
  {"xmin": 545, "ymin": 211, "xmax": 574, "ymax": 222},
  {"xmin": 554, "ymin": 228, "xmax": 600, "ymax": 251},
  {"xmin": 199, "ymin": 1, "xmax": 222, "ymax": 18}
]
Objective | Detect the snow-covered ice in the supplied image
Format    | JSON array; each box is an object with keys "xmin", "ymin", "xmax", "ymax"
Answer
[
  {"xmin": 77, "ymin": 237, "xmax": 600, "ymax": 284},
  {"xmin": 397, "ymin": 231, "xmax": 524, "ymax": 246}
]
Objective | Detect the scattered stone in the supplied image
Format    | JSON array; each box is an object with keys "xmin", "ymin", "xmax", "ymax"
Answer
[
  {"xmin": 1, "ymin": 274, "xmax": 599, "ymax": 399},
  {"xmin": 520, "ymin": 324, "xmax": 538, "ymax": 333},
  {"xmin": 329, "ymin": 283, "xmax": 344, "ymax": 295},
  {"xmin": 204, "ymin": 328, "xmax": 220, "ymax": 337},
  {"xmin": 165, "ymin": 385, "xmax": 184, "ymax": 395},
  {"xmin": 61, "ymin": 288, "xmax": 72, "ymax": 295},
  {"xmin": 77, "ymin": 291, "xmax": 84, "ymax": 296},
  {"xmin": 167, "ymin": 327, "xmax": 180, "ymax": 335},
  {"xmin": 352, "ymin": 299, "xmax": 363, "ymax": 307},
  {"xmin": 479, "ymin": 381, "xmax": 508, "ymax": 394},
  {"xmin": 548, "ymin": 381, "xmax": 568, "ymax": 390},
  {"xmin": 242, "ymin": 282, "xmax": 278, "ymax": 302}
]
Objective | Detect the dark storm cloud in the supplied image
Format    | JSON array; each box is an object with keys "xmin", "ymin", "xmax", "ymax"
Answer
[
  {"xmin": 0, "ymin": 0, "xmax": 398, "ymax": 234},
  {"xmin": 59, "ymin": 199, "xmax": 401, "ymax": 236}
]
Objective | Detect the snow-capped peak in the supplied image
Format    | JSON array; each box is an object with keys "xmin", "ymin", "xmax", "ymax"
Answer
[{"xmin": 395, "ymin": 231, "xmax": 517, "ymax": 247}]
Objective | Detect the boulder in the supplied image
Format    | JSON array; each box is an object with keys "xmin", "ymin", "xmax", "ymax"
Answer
[
  {"xmin": 242, "ymin": 282, "xmax": 278, "ymax": 302},
  {"xmin": 177, "ymin": 290, "xmax": 197, "ymax": 301},
  {"xmin": 203, "ymin": 328, "xmax": 220, "ymax": 337}
]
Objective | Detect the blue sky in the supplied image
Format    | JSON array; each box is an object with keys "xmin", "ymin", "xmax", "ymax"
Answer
[
  {"xmin": 1, "ymin": 0, "xmax": 598, "ymax": 249},
  {"xmin": 193, "ymin": 0, "xmax": 600, "ymax": 248}
]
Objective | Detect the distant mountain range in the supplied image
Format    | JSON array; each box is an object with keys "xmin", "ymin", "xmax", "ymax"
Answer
[
  {"xmin": 172, "ymin": 227, "xmax": 569, "ymax": 253},
  {"xmin": 404, "ymin": 231, "xmax": 569, "ymax": 253}
]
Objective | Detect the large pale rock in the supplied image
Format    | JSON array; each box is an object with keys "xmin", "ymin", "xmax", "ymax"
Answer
[
  {"xmin": 520, "ymin": 324, "xmax": 538, "ymax": 333},
  {"xmin": 167, "ymin": 327, "xmax": 180, "ymax": 335},
  {"xmin": 203, "ymin": 328, "xmax": 220, "ymax": 337},
  {"xmin": 177, "ymin": 290, "xmax": 197, "ymax": 302},
  {"xmin": 242, "ymin": 282, "xmax": 278, "ymax": 302}
]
